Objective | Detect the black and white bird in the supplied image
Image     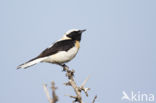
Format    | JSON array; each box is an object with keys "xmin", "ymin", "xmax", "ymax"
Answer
[{"xmin": 17, "ymin": 29, "xmax": 86, "ymax": 69}]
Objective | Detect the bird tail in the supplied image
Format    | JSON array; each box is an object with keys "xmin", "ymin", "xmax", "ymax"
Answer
[{"xmin": 17, "ymin": 57, "xmax": 46, "ymax": 69}]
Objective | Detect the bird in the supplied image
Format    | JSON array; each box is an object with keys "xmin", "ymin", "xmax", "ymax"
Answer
[{"xmin": 17, "ymin": 29, "xmax": 86, "ymax": 69}]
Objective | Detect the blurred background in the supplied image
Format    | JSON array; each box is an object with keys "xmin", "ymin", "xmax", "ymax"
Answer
[{"xmin": 0, "ymin": 0, "xmax": 156, "ymax": 103}]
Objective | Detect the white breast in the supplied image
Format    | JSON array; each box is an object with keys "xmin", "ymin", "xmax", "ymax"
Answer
[{"xmin": 43, "ymin": 46, "xmax": 79, "ymax": 64}]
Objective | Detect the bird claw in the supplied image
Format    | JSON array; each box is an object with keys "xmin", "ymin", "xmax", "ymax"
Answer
[{"xmin": 58, "ymin": 64, "xmax": 68, "ymax": 71}]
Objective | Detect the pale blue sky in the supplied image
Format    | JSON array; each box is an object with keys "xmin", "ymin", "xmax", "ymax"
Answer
[{"xmin": 0, "ymin": 0, "xmax": 156, "ymax": 103}]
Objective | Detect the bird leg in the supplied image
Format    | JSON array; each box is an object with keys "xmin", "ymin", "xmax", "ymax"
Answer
[
  {"xmin": 62, "ymin": 64, "xmax": 68, "ymax": 71},
  {"xmin": 57, "ymin": 63, "xmax": 68, "ymax": 71}
]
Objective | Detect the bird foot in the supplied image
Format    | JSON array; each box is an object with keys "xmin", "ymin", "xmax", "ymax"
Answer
[
  {"xmin": 62, "ymin": 64, "xmax": 69, "ymax": 71},
  {"xmin": 57, "ymin": 63, "xmax": 69, "ymax": 71}
]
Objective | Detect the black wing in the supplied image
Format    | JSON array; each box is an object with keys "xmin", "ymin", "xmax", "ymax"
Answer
[{"xmin": 37, "ymin": 40, "xmax": 75, "ymax": 58}]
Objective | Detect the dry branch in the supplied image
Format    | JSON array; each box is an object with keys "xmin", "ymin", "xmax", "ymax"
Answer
[
  {"xmin": 60, "ymin": 64, "xmax": 91, "ymax": 103},
  {"xmin": 92, "ymin": 95, "xmax": 97, "ymax": 103},
  {"xmin": 62, "ymin": 65, "xmax": 83, "ymax": 103},
  {"xmin": 43, "ymin": 81, "xmax": 58, "ymax": 103},
  {"xmin": 43, "ymin": 64, "xmax": 97, "ymax": 103},
  {"xmin": 80, "ymin": 76, "xmax": 91, "ymax": 97}
]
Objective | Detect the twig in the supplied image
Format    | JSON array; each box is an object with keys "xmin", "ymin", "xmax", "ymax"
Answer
[
  {"xmin": 92, "ymin": 95, "xmax": 97, "ymax": 103},
  {"xmin": 80, "ymin": 76, "xmax": 91, "ymax": 97},
  {"xmin": 43, "ymin": 81, "xmax": 58, "ymax": 103},
  {"xmin": 43, "ymin": 84, "xmax": 52, "ymax": 103},
  {"xmin": 81, "ymin": 76, "xmax": 90, "ymax": 87},
  {"xmin": 51, "ymin": 81, "xmax": 58, "ymax": 103}
]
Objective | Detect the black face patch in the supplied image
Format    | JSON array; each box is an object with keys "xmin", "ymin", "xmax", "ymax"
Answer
[{"xmin": 67, "ymin": 31, "xmax": 82, "ymax": 41}]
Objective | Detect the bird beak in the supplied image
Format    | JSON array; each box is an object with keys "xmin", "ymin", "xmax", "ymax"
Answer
[{"xmin": 80, "ymin": 29, "xmax": 86, "ymax": 33}]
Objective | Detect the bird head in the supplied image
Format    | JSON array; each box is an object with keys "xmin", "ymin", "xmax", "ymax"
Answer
[{"xmin": 62, "ymin": 29, "xmax": 86, "ymax": 41}]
